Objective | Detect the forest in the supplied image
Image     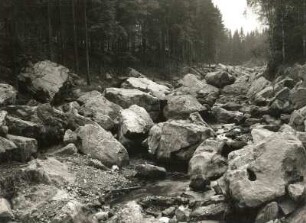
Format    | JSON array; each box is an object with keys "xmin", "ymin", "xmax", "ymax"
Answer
[{"xmin": 0, "ymin": 0, "xmax": 268, "ymax": 83}]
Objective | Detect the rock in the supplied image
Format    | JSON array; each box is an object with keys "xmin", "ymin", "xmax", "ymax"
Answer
[
  {"xmin": 175, "ymin": 74, "xmax": 220, "ymax": 106},
  {"xmin": 52, "ymin": 200, "xmax": 97, "ymax": 223},
  {"xmin": 77, "ymin": 91, "xmax": 122, "ymax": 131},
  {"xmin": 212, "ymin": 106, "xmax": 244, "ymax": 124},
  {"xmin": 135, "ymin": 164, "xmax": 166, "ymax": 179},
  {"xmin": 0, "ymin": 198, "xmax": 14, "ymax": 222},
  {"xmin": 127, "ymin": 67, "xmax": 145, "ymax": 78},
  {"xmin": 189, "ymin": 139, "xmax": 228, "ymax": 191},
  {"xmin": 0, "ymin": 83, "xmax": 17, "ymax": 106},
  {"xmin": 0, "ymin": 111, "xmax": 8, "ymax": 137},
  {"xmin": 222, "ymin": 74, "xmax": 250, "ymax": 95},
  {"xmin": 205, "ymin": 71, "xmax": 235, "ymax": 88},
  {"xmin": 247, "ymin": 76, "xmax": 271, "ymax": 99},
  {"xmin": 6, "ymin": 115, "xmax": 42, "ymax": 139},
  {"xmin": 0, "ymin": 136, "xmax": 18, "ymax": 162},
  {"xmin": 251, "ymin": 126, "xmax": 274, "ymax": 144},
  {"xmin": 12, "ymin": 184, "xmax": 96, "ymax": 223},
  {"xmin": 23, "ymin": 157, "xmax": 75, "ymax": 186},
  {"xmin": 109, "ymin": 201, "xmax": 145, "ymax": 223},
  {"xmin": 255, "ymin": 202, "xmax": 279, "ymax": 223},
  {"xmin": 278, "ymin": 198, "xmax": 297, "ymax": 216},
  {"xmin": 118, "ymin": 105, "xmax": 153, "ymax": 150},
  {"xmin": 225, "ymin": 132, "xmax": 306, "ymax": 208},
  {"xmin": 51, "ymin": 143, "xmax": 78, "ymax": 156},
  {"xmin": 189, "ymin": 175, "xmax": 210, "ymax": 192},
  {"xmin": 290, "ymin": 81, "xmax": 306, "ymax": 109},
  {"xmin": 162, "ymin": 207, "xmax": 176, "ymax": 217},
  {"xmin": 148, "ymin": 120, "xmax": 214, "ymax": 162},
  {"xmin": 121, "ymin": 77, "xmax": 171, "ymax": 99},
  {"xmin": 290, "ymin": 106, "xmax": 306, "ymax": 131},
  {"xmin": 36, "ymin": 103, "xmax": 69, "ymax": 146},
  {"xmin": 221, "ymin": 102, "xmax": 242, "ymax": 111},
  {"xmin": 288, "ymin": 183, "xmax": 305, "ymax": 202},
  {"xmin": 175, "ymin": 206, "xmax": 190, "ymax": 222},
  {"xmin": 286, "ymin": 204, "xmax": 306, "ymax": 223},
  {"xmin": 269, "ymin": 87, "xmax": 293, "ymax": 115},
  {"xmin": 164, "ymin": 95, "xmax": 206, "ymax": 120},
  {"xmin": 76, "ymin": 124, "xmax": 129, "ymax": 167},
  {"xmin": 6, "ymin": 134, "xmax": 37, "ymax": 162},
  {"xmin": 95, "ymin": 211, "xmax": 109, "ymax": 221},
  {"xmin": 254, "ymin": 86, "xmax": 274, "ymax": 105},
  {"xmin": 18, "ymin": 60, "xmax": 72, "ymax": 103},
  {"xmin": 104, "ymin": 88, "xmax": 161, "ymax": 121},
  {"xmin": 190, "ymin": 201, "xmax": 229, "ymax": 221},
  {"xmin": 63, "ymin": 129, "xmax": 78, "ymax": 144}
]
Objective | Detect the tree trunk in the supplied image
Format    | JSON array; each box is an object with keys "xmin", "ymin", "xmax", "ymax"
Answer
[
  {"xmin": 58, "ymin": 0, "xmax": 65, "ymax": 65},
  {"xmin": 47, "ymin": 0, "xmax": 53, "ymax": 61},
  {"xmin": 83, "ymin": 0, "xmax": 90, "ymax": 85},
  {"xmin": 72, "ymin": 0, "xmax": 79, "ymax": 73},
  {"xmin": 303, "ymin": 0, "xmax": 306, "ymax": 59}
]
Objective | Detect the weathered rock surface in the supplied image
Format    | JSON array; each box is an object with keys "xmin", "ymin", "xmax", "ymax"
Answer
[
  {"xmin": 6, "ymin": 134, "xmax": 37, "ymax": 162},
  {"xmin": 205, "ymin": 71, "xmax": 235, "ymax": 88},
  {"xmin": 118, "ymin": 105, "xmax": 153, "ymax": 149},
  {"xmin": 255, "ymin": 202, "xmax": 279, "ymax": 223},
  {"xmin": 225, "ymin": 132, "xmax": 306, "ymax": 208},
  {"xmin": 0, "ymin": 198, "xmax": 14, "ymax": 222},
  {"xmin": 77, "ymin": 90, "xmax": 122, "ymax": 130},
  {"xmin": 0, "ymin": 83, "xmax": 17, "ymax": 106},
  {"xmin": 212, "ymin": 106, "xmax": 244, "ymax": 124},
  {"xmin": 23, "ymin": 157, "xmax": 75, "ymax": 186},
  {"xmin": 175, "ymin": 74, "xmax": 220, "ymax": 106},
  {"xmin": 18, "ymin": 60, "xmax": 72, "ymax": 102},
  {"xmin": 291, "ymin": 81, "xmax": 306, "ymax": 110},
  {"xmin": 290, "ymin": 105, "xmax": 306, "ymax": 131},
  {"xmin": 189, "ymin": 139, "xmax": 228, "ymax": 191},
  {"xmin": 247, "ymin": 76, "xmax": 271, "ymax": 99},
  {"xmin": 104, "ymin": 88, "xmax": 161, "ymax": 120},
  {"xmin": 76, "ymin": 124, "xmax": 129, "ymax": 167},
  {"xmin": 164, "ymin": 95, "xmax": 206, "ymax": 120},
  {"xmin": 121, "ymin": 77, "xmax": 171, "ymax": 99},
  {"xmin": 0, "ymin": 136, "xmax": 18, "ymax": 162},
  {"xmin": 148, "ymin": 120, "xmax": 214, "ymax": 162}
]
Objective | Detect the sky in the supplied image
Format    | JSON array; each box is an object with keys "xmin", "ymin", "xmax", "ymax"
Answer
[{"xmin": 212, "ymin": 0, "xmax": 262, "ymax": 34}]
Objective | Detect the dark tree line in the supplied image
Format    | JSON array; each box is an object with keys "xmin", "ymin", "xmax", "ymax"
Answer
[
  {"xmin": 248, "ymin": 0, "xmax": 306, "ymax": 74},
  {"xmin": 0, "ymin": 0, "xmax": 269, "ymax": 83}
]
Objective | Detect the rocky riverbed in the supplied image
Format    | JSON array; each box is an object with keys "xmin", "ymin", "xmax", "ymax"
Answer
[{"xmin": 1, "ymin": 61, "xmax": 306, "ymax": 222}]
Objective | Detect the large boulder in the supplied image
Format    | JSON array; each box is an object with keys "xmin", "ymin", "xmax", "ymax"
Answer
[
  {"xmin": 175, "ymin": 74, "xmax": 220, "ymax": 106},
  {"xmin": 212, "ymin": 106, "xmax": 244, "ymax": 124},
  {"xmin": 205, "ymin": 71, "xmax": 235, "ymax": 88},
  {"xmin": 0, "ymin": 83, "xmax": 17, "ymax": 106},
  {"xmin": 0, "ymin": 136, "xmax": 18, "ymax": 162},
  {"xmin": 18, "ymin": 60, "xmax": 72, "ymax": 103},
  {"xmin": 118, "ymin": 105, "xmax": 153, "ymax": 150},
  {"xmin": 289, "ymin": 106, "xmax": 306, "ymax": 131},
  {"xmin": 291, "ymin": 81, "xmax": 306, "ymax": 110},
  {"xmin": 23, "ymin": 157, "xmax": 75, "ymax": 186},
  {"xmin": 104, "ymin": 88, "xmax": 161, "ymax": 121},
  {"xmin": 189, "ymin": 139, "xmax": 228, "ymax": 190},
  {"xmin": 6, "ymin": 115, "xmax": 42, "ymax": 139},
  {"xmin": 0, "ymin": 198, "xmax": 14, "ymax": 222},
  {"xmin": 225, "ymin": 132, "xmax": 306, "ymax": 208},
  {"xmin": 247, "ymin": 76, "xmax": 271, "ymax": 99},
  {"xmin": 222, "ymin": 74, "xmax": 250, "ymax": 95},
  {"xmin": 148, "ymin": 120, "xmax": 214, "ymax": 162},
  {"xmin": 164, "ymin": 95, "xmax": 206, "ymax": 120},
  {"xmin": 76, "ymin": 124, "xmax": 129, "ymax": 167},
  {"xmin": 77, "ymin": 91, "xmax": 122, "ymax": 130},
  {"xmin": 6, "ymin": 134, "xmax": 37, "ymax": 162},
  {"xmin": 121, "ymin": 77, "xmax": 171, "ymax": 99}
]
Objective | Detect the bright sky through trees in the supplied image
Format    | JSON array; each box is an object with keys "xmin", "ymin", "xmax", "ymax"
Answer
[{"xmin": 212, "ymin": 0, "xmax": 262, "ymax": 33}]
